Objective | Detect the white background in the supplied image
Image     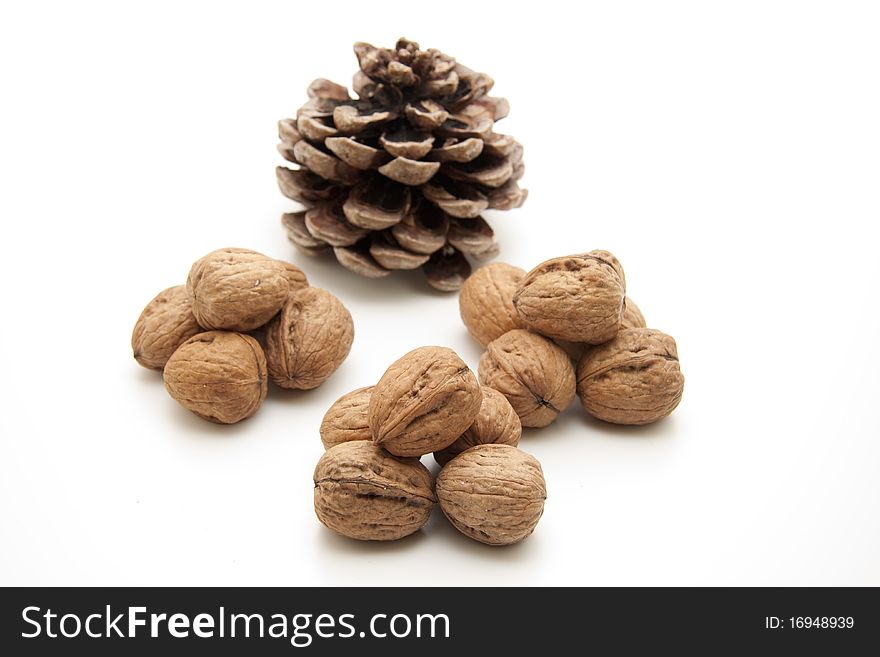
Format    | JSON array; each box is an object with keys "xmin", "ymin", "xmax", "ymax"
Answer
[{"xmin": 1, "ymin": 1, "xmax": 878, "ymax": 586}]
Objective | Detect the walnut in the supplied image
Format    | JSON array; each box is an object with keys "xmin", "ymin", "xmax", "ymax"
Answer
[
  {"xmin": 590, "ymin": 249, "xmax": 626, "ymax": 287},
  {"xmin": 513, "ymin": 250, "xmax": 625, "ymax": 344},
  {"xmin": 163, "ymin": 331, "xmax": 268, "ymax": 424},
  {"xmin": 320, "ymin": 385, "xmax": 375, "ymax": 449},
  {"xmin": 264, "ymin": 287, "xmax": 354, "ymax": 389},
  {"xmin": 552, "ymin": 296, "xmax": 646, "ymax": 364},
  {"xmin": 458, "ymin": 262, "xmax": 525, "ymax": 347},
  {"xmin": 368, "ymin": 346, "xmax": 482, "ymax": 457},
  {"xmin": 313, "ymin": 441, "xmax": 436, "ymax": 541},
  {"xmin": 436, "ymin": 444, "xmax": 546, "ymax": 546},
  {"xmin": 277, "ymin": 259, "xmax": 309, "ymax": 293},
  {"xmin": 621, "ymin": 296, "xmax": 646, "ymax": 330},
  {"xmin": 434, "ymin": 386, "xmax": 521, "ymax": 466},
  {"xmin": 187, "ymin": 248, "xmax": 290, "ymax": 331},
  {"xmin": 478, "ymin": 329, "xmax": 575, "ymax": 428},
  {"xmin": 552, "ymin": 339, "xmax": 589, "ymax": 365},
  {"xmin": 576, "ymin": 328, "xmax": 684, "ymax": 425},
  {"xmin": 131, "ymin": 285, "xmax": 202, "ymax": 370}
]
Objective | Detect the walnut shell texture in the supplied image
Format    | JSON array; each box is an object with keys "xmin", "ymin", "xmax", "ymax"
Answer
[
  {"xmin": 313, "ymin": 441, "xmax": 436, "ymax": 541},
  {"xmin": 131, "ymin": 285, "xmax": 202, "ymax": 370},
  {"xmin": 162, "ymin": 331, "xmax": 268, "ymax": 424},
  {"xmin": 187, "ymin": 248, "xmax": 290, "ymax": 332},
  {"xmin": 320, "ymin": 385, "xmax": 375, "ymax": 449},
  {"xmin": 551, "ymin": 296, "xmax": 646, "ymax": 364},
  {"xmin": 513, "ymin": 250, "xmax": 626, "ymax": 344},
  {"xmin": 369, "ymin": 346, "xmax": 482, "ymax": 457},
  {"xmin": 434, "ymin": 386, "xmax": 521, "ymax": 466},
  {"xmin": 436, "ymin": 444, "xmax": 546, "ymax": 546},
  {"xmin": 277, "ymin": 260, "xmax": 309, "ymax": 293},
  {"xmin": 552, "ymin": 339, "xmax": 589, "ymax": 365},
  {"xmin": 621, "ymin": 296, "xmax": 646, "ymax": 330},
  {"xmin": 577, "ymin": 328, "xmax": 684, "ymax": 425},
  {"xmin": 458, "ymin": 262, "xmax": 525, "ymax": 347},
  {"xmin": 264, "ymin": 287, "xmax": 354, "ymax": 390},
  {"xmin": 479, "ymin": 329, "xmax": 575, "ymax": 428}
]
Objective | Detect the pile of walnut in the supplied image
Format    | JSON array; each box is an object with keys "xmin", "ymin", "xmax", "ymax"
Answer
[
  {"xmin": 132, "ymin": 247, "xmax": 353, "ymax": 424},
  {"xmin": 315, "ymin": 346, "xmax": 545, "ymax": 546},
  {"xmin": 460, "ymin": 251, "xmax": 685, "ymax": 427}
]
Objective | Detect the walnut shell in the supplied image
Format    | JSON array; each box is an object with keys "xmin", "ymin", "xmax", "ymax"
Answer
[
  {"xmin": 436, "ymin": 444, "xmax": 546, "ymax": 546},
  {"xmin": 552, "ymin": 296, "xmax": 646, "ymax": 364},
  {"xmin": 478, "ymin": 329, "xmax": 575, "ymax": 428},
  {"xmin": 277, "ymin": 259, "xmax": 309, "ymax": 292},
  {"xmin": 552, "ymin": 339, "xmax": 589, "ymax": 364},
  {"xmin": 320, "ymin": 385, "xmax": 375, "ymax": 449},
  {"xmin": 131, "ymin": 285, "xmax": 202, "ymax": 370},
  {"xmin": 187, "ymin": 248, "xmax": 290, "ymax": 332},
  {"xmin": 163, "ymin": 331, "xmax": 268, "ymax": 424},
  {"xmin": 264, "ymin": 287, "xmax": 354, "ymax": 390},
  {"xmin": 621, "ymin": 297, "xmax": 646, "ymax": 330},
  {"xmin": 513, "ymin": 250, "xmax": 625, "ymax": 344},
  {"xmin": 590, "ymin": 249, "xmax": 626, "ymax": 288},
  {"xmin": 458, "ymin": 262, "xmax": 525, "ymax": 347},
  {"xmin": 313, "ymin": 441, "xmax": 436, "ymax": 541},
  {"xmin": 576, "ymin": 328, "xmax": 684, "ymax": 425},
  {"xmin": 434, "ymin": 386, "xmax": 521, "ymax": 466},
  {"xmin": 368, "ymin": 346, "xmax": 482, "ymax": 457}
]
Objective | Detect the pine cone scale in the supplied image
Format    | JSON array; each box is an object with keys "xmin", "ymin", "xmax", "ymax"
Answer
[
  {"xmin": 379, "ymin": 128, "xmax": 434, "ymax": 159},
  {"xmin": 404, "ymin": 100, "xmax": 449, "ymax": 130},
  {"xmin": 325, "ymin": 137, "xmax": 389, "ymax": 170},
  {"xmin": 292, "ymin": 141, "xmax": 361, "ymax": 184},
  {"xmin": 444, "ymin": 157, "xmax": 514, "ymax": 188},
  {"xmin": 343, "ymin": 180, "xmax": 410, "ymax": 230},
  {"xmin": 305, "ymin": 205, "xmax": 368, "ymax": 247},
  {"xmin": 334, "ymin": 242, "xmax": 392, "ymax": 278},
  {"xmin": 370, "ymin": 232, "xmax": 431, "ymax": 270},
  {"xmin": 378, "ymin": 157, "xmax": 440, "ymax": 186},
  {"xmin": 282, "ymin": 212, "xmax": 330, "ymax": 252}
]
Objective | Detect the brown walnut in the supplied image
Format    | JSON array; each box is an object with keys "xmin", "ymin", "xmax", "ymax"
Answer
[
  {"xmin": 264, "ymin": 287, "xmax": 354, "ymax": 390},
  {"xmin": 320, "ymin": 386, "xmax": 375, "ymax": 449},
  {"xmin": 478, "ymin": 329, "xmax": 575, "ymax": 428},
  {"xmin": 277, "ymin": 260, "xmax": 309, "ymax": 293},
  {"xmin": 552, "ymin": 339, "xmax": 589, "ymax": 365},
  {"xmin": 576, "ymin": 328, "xmax": 684, "ymax": 425},
  {"xmin": 513, "ymin": 250, "xmax": 625, "ymax": 344},
  {"xmin": 552, "ymin": 296, "xmax": 646, "ymax": 364},
  {"xmin": 434, "ymin": 386, "xmax": 521, "ymax": 466},
  {"xmin": 368, "ymin": 346, "xmax": 482, "ymax": 457},
  {"xmin": 187, "ymin": 248, "xmax": 290, "ymax": 332},
  {"xmin": 162, "ymin": 331, "xmax": 268, "ymax": 424},
  {"xmin": 313, "ymin": 441, "xmax": 436, "ymax": 541},
  {"xmin": 458, "ymin": 262, "xmax": 525, "ymax": 347},
  {"xmin": 131, "ymin": 285, "xmax": 202, "ymax": 370},
  {"xmin": 436, "ymin": 444, "xmax": 546, "ymax": 546},
  {"xmin": 620, "ymin": 297, "xmax": 646, "ymax": 330}
]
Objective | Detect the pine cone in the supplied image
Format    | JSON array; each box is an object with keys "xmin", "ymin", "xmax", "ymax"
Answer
[{"xmin": 277, "ymin": 38, "xmax": 527, "ymax": 291}]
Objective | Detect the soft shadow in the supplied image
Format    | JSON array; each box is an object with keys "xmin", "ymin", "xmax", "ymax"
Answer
[
  {"xmin": 456, "ymin": 328, "xmax": 484, "ymax": 365},
  {"xmin": 569, "ymin": 406, "xmax": 681, "ymax": 440},
  {"xmin": 316, "ymin": 523, "xmax": 431, "ymax": 555},
  {"xmin": 133, "ymin": 366, "xmax": 163, "ymax": 384},
  {"xmin": 426, "ymin": 507, "xmax": 543, "ymax": 562},
  {"xmin": 164, "ymin": 402, "xmax": 257, "ymax": 439},
  {"xmin": 314, "ymin": 506, "xmax": 542, "ymax": 562},
  {"xmin": 423, "ymin": 455, "xmax": 443, "ymax": 477},
  {"xmin": 515, "ymin": 405, "xmax": 680, "ymax": 447},
  {"xmin": 263, "ymin": 386, "xmax": 313, "ymax": 403}
]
